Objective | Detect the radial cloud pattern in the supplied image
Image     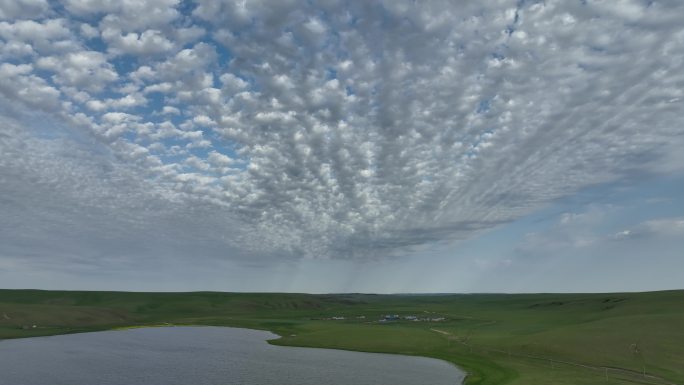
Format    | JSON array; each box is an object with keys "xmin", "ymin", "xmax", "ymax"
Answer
[{"xmin": 1, "ymin": 0, "xmax": 683, "ymax": 262}]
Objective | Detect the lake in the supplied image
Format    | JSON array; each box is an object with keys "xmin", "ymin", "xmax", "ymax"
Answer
[{"xmin": 0, "ymin": 326, "xmax": 465, "ymax": 384}]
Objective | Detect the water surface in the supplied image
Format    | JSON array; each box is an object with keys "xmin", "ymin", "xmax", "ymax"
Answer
[{"xmin": 0, "ymin": 326, "xmax": 465, "ymax": 385}]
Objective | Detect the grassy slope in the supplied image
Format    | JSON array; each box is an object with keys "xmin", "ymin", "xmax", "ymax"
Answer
[{"xmin": 0, "ymin": 289, "xmax": 682, "ymax": 385}]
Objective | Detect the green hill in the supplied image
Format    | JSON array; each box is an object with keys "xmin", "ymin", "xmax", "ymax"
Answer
[{"xmin": 1, "ymin": 289, "xmax": 682, "ymax": 385}]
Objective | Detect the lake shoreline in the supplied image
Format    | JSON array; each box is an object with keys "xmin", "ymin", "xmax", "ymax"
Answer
[
  {"xmin": 0, "ymin": 323, "xmax": 470, "ymax": 384},
  {"xmin": 1, "ymin": 324, "xmax": 467, "ymax": 385},
  {"xmin": 0, "ymin": 325, "xmax": 467, "ymax": 385},
  {"xmin": 5, "ymin": 289, "xmax": 681, "ymax": 384}
]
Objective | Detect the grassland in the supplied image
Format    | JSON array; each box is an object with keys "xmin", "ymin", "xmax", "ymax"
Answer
[{"xmin": 1, "ymin": 289, "xmax": 682, "ymax": 385}]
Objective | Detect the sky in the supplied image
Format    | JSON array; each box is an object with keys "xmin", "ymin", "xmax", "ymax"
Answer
[{"xmin": 1, "ymin": 0, "xmax": 683, "ymax": 293}]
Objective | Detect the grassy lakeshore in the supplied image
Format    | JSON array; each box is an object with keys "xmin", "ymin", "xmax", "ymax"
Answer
[{"xmin": 1, "ymin": 289, "xmax": 682, "ymax": 385}]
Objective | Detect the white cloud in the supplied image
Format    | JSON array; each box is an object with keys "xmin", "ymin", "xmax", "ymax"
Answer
[
  {"xmin": 0, "ymin": 115, "xmax": 251, "ymax": 273},
  {"xmin": 36, "ymin": 51, "xmax": 118, "ymax": 92},
  {"xmin": 161, "ymin": 105, "xmax": 180, "ymax": 115},
  {"xmin": 64, "ymin": 0, "xmax": 180, "ymax": 31},
  {"xmin": 0, "ymin": 0, "xmax": 49, "ymax": 20},
  {"xmin": 1, "ymin": 0, "xmax": 684, "ymax": 262},
  {"xmin": 0, "ymin": 19, "xmax": 75, "ymax": 57},
  {"xmin": 86, "ymin": 93, "xmax": 146, "ymax": 112},
  {"xmin": 207, "ymin": 151, "xmax": 236, "ymax": 167},
  {"xmin": 516, "ymin": 206, "xmax": 611, "ymax": 257},
  {"xmin": 613, "ymin": 218, "xmax": 684, "ymax": 240},
  {"xmin": 79, "ymin": 23, "xmax": 99, "ymax": 39},
  {"xmin": 0, "ymin": 63, "xmax": 61, "ymax": 111},
  {"xmin": 219, "ymin": 73, "xmax": 248, "ymax": 92},
  {"xmin": 193, "ymin": 115, "xmax": 215, "ymax": 126},
  {"xmin": 102, "ymin": 28, "xmax": 175, "ymax": 56}
]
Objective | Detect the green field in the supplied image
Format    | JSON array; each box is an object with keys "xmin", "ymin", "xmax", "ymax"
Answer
[{"xmin": 1, "ymin": 289, "xmax": 682, "ymax": 384}]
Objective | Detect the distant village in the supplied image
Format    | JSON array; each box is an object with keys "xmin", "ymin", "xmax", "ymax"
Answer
[{"xmin": 317, "ymin": 314, "xmax": 447, "ymax": 323}]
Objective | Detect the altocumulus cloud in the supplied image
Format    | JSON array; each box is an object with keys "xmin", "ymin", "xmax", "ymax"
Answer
[{"xmin": 1, "ymin": 0, "xmax": 683, "ymax": 265}]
